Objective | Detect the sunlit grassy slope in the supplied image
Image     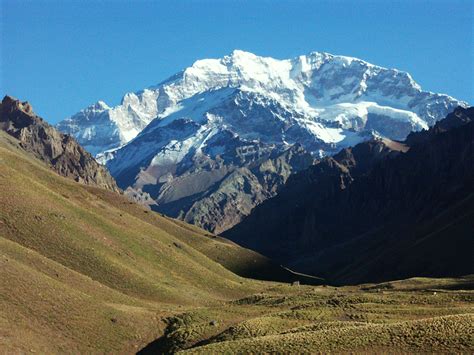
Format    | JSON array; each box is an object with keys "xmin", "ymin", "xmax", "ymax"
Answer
[
  {"xmin": 0, "ymin": 131, "xmax": 279, "ymax": 352},
  {"xmin": 148, "ymin": 276, "xmax": 473, "ymax": 353},
  {"xmin": 1, "ymin": 131, "xmax": 473, "ymax": 353}
]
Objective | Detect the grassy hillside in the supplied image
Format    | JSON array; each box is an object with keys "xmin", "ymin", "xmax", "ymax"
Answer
[
  {"xmin": 1, "ymin": 131, "xmax": 473, "ymax": 353},
  {"xmin": 0, "ymin": 131, "xmax": 278, "ymax": 352}
]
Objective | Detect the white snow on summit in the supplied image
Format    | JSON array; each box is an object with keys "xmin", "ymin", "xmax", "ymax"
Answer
[{"xmin": 57, "ymin": 50, "xmax": 466, "ymax": 161}]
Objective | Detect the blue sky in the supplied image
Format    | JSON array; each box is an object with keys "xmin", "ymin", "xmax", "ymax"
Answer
[{"xmin": 1, "ymin": 0, "xmax": 472, "ymax": 123}]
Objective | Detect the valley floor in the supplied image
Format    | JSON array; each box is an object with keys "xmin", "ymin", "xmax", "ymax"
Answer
[{"xmin": 140, "ymin": 276, "xmax": 474, "ymax": 353}]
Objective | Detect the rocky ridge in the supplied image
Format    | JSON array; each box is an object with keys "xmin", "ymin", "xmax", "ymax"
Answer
[
  {"xmin": 225, "ymin": 106, "xmax": 474, "ymax": 284},
  {"xmin": 0, "ymin": 95, "xmax": 119, "ymax": 192}
]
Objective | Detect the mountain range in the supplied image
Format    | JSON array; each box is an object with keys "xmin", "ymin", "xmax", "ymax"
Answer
[
  {"xmin": 1, "ymin": 96, "xmax": 472, "ymax": 353},
  {"xmin": 57, "ymin": 50, "xmax": 466, "ymax": 232},
  {"xmin": 225, "ymin": 106, "xmax": 474, "ymax": 284}
]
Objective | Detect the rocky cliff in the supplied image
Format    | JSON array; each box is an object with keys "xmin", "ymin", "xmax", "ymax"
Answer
[{"xmin": 0, "ymin": 96, "xmax": 119, "ymax": 192}]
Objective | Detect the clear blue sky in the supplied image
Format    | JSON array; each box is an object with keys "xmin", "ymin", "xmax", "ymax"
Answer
[{"xmin": 1, "ymin": 0, "xmax": 472, "ymax": 123}]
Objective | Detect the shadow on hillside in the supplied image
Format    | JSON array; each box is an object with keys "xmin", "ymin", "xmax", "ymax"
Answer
[
  {"xmin": 137, "ymin": 335, "xmax": 169, "ymax": 355},
  {"xmin": 234, "ymin": 261, "xmax": 326, "ymax": 286}
]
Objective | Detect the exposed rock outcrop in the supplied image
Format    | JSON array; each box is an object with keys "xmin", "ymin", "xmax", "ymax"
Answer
[
  {"xmin": 148, "ymin": 142, "xmax": 315, "ymax": 234},
  {"xmin": 0, "ymin": 95, "xmax": 119, "ymax": 192}
]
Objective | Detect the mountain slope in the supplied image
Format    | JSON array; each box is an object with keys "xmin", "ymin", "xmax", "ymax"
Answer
[
  {"xmin": 114, "ymin": 133, "xmax": 315, "ymax": 233},
  {"xmin": 225, "ymin": 106, "xmax": 474, "ymax": 284},
  {"xmin": 1, "ymin": 107, "xmax": 473, "ymax": 353},
  {"xmin": 0, "ymin": 95, "xmax": 119, "ymax": 192},
  {"xmin": 0, "ymin": 125, "xmax": 304, "ymax": 352},
  {"xmin": 57, "ymin": 50, "xmax": 465, "ymax": 232}
]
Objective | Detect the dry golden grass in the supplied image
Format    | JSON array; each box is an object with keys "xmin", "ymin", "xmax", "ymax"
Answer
[
  {"xmin": 174, "ymin": 280, "xmax": 473, "ymax": 353},
  {"xmin": 0, "ymin": 132, "xmax": 267, "ymax": 352}
]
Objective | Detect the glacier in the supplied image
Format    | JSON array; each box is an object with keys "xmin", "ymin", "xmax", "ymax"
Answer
[{"xmin": 57, "ymin": 50, "xmax": 464, "ymax": 158}]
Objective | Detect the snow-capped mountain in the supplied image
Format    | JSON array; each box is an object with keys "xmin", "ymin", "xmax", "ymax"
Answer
[
  {"xmin": 57, "ymin": 50, "xmax": 466, "ymax": 232},
  {"xmin": 58, "ymin": 50, "xmax": 463, "ymax": 157},
  {"xmin": 57, "ymin": 93, "xmax": 158, "ymax": 156}
]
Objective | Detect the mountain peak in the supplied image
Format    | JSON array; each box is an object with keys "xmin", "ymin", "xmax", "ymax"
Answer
[
  {"xmin": 58, "ymin": 51, "xmax": 466, "ymax": 159},
  {"xmin": 96, "ymin": 100, "xmax": 110, "ymax": 109},
  {"xmin": 55, "ymin": 51, "xmax": 466, "ymax": 233},
  {"xmin": 2, "ymin": 95, "xmax": 35, "ymax": 116},
  {"xmin": 0, "ymin": 95, "xmax": 120, "ymax": 192},
  {"xmin": 86, "ymin": 100, "xmax": 110, "ymax": 112},
  {"xmin": 229, "ymin": 48, "xmax": 256, "ymax": 58}
]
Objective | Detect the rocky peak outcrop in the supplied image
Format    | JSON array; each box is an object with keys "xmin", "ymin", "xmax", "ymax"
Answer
[{"xmin": 0, "ymin": 95, "xmax": 120, "ymax": 192}]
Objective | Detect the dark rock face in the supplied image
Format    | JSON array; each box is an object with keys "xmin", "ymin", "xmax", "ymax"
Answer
[
  {"xmin": 169, "ymin": 143, "xmax": 315, "ymax": 234},
  {"xmin": 225, "ymin": 106, "xmax": 474, "ymax": 284},
  {"xmin": 0, "ymin": 96, "xmax": 120, "ymax": 192},
  {"xmin": 225, "ymin": 137, "xmax": 406, "ymax": 257},
  {"xmin": 110, "ymin": 124, "xmax": 316, "ymax": 234}
]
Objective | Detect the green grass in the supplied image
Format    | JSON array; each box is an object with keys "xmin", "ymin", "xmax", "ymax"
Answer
[{"xmin": 174, "ymin": 279, "xmax": 473, "ymax": 353}]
